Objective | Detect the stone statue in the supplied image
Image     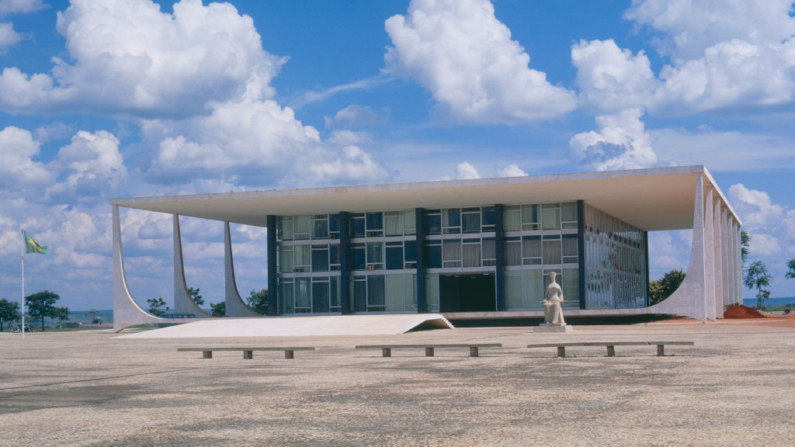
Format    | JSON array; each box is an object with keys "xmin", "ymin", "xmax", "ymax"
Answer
[
  {"xmin": 543, "ymin": 272, "xmax": 565, "ymax": 325},
  {"xmin": 536, "ymin": 272, "xmax": 572, "ymax": 332}
]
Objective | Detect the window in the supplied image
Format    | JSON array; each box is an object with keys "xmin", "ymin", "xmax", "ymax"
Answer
[
  {"xmin": 352, "ymin": 276, "xmax": 366, "ymax": 312},
  {"xmin": 563, "ymin": 234, "xmax": 578, "ymax": 264},
  {"xmin": 543, "ymin": 235, "xmax": 562, "ymax": 264},
  {"xmin": 386, "ymin": 241, "xmax": 403, "ymax": 270},
  {"xmin": 462, "ymin": 238, "xmax": 481, "ymax": 268},
  {"xmin": 462, "ymin": 208, "xmax": 481, "ymax": 233},
  {"xmin": 385, "ymin": 211, "xmax": 403, "ymax": 236},
  {"xmin": 521, "ymin": 205, "xmax": 540, "ymax": 231},
  {"xmin": 329, "ymin": 214, "xmax": 341, "ymax": 239},
  {"xmin": 505, "ymin": 271, "xmax": 522, "ymax": 309},
  {"xmin": 279, "ymin": 279, "xmax": 294, "ymax": 314},
  {"xmin": 482, "ymin": 237, "xmax": 496, "ymax": 266},
  {"xmin": 425, "ymin": 273, "xmax": 439, "ymax": 312},
  {"xmin": 404, "ymin": 210, "xmax": 416, "ymax": 235},
  {"xmin": 404, "ymin": 240, "xmax": 417, "ymax": 268},
  {"xmin": 481, "ymin": 207, "xmax": 495, "ymax": 232},
  {"xmin": 330, "ymin": 276, "xmax": 341, "ymax": 312},
  {"xmin": 311, "ymin": 245, "xmax": 329, "ymax": 272},
  {"xmin": 295, "ymin": 215, "xmax": 311, "ymax": 240},
  {"xmin": 561, "ymin": 202, "xmax": 578, "ymax": 230},
  {"xmin": 425, "ymin": 210, "xmax": 441, "ymax": 235},
  {"xmin": 276, "ymin": 217, "xmax": 293, "ymax": 241},
  {"xmin": 504, "ymin": 237, "xmax": 521, "ymax": 266},
  {"xmin": 443, "ymin": 239, "xmax": 462, "ymax": 268},
  {"xmin": 542, "ymin": 204, "xmax": 560, "ymax": 230},
  {"xmin": 503, "ymin": 206, "xmax": 520, "ymax": 232},
  {"xmin": 366, "ymin": 212, "xmax": 383, "ymax": 237},
  {"xmin": 522, "ymin": 236, "xmax": 542, "ymax": 265},
  {"xmin": 367, "ymin": 275, "xmax": 385, "ymax": 311},
  {"xmin": 366, "ymin": 242, "xmax": 383, "ymax": 270},
  {"xmin": 278, "ymin": 246, "xmax": 293, "ymax": 273},
  {"xmin": 329, "ymin": 244, "xmax": 340, "ymax": 271},
  {"xmin": 312, "ymin": 215, "xmax": 329, "ymax": 240},
  {"xmin": 563, "ymin": 268, "xmax": 579, "ymax": 306},
  {"xmin": 312, "ymin": 278, "xmax": 330, "ymax": 313},
  {"xmin": 294, "ymin": 245, "xmax": 311, "ymax": 272},
  {"xmin": 350, "ymin": 214, "xmax": 365, "ymax": 238},
  {"xmin": 295, "ymin": 278, "xmax": 311, "ymax": 313},
  {"xmin": 443, "ymin": 209, "xmax": 461, "ymax": 234},
  {"xmin": 352, "ymin": 243, "xmax": 365, "ymax": 270},
  {"xmin": 425, "ymin": 240, "xmax": 442, "ymax": 268}
]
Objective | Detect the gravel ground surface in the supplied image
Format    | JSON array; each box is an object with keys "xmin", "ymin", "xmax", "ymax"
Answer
[{"xmin": 1, "ymin": 318, "xmax": 794, "ymax": 446}]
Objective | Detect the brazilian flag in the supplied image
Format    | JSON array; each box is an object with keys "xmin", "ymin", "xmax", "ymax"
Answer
[{"xmin": 23, "ymin": 230, "xmax": 49, "ymax": 254}]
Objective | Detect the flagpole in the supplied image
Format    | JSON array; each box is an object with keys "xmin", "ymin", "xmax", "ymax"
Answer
[{"xmin": 21, "ymin": 228, "xmax": 25, "ymax": 339}]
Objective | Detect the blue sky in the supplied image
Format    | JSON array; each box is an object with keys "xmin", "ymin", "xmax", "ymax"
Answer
[{"xmin": 1, "ymin": 0, "xmax": 794, "ymax": 310}]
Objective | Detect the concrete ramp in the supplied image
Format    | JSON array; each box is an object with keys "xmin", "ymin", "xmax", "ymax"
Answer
[{"xmin": 117, "ymin": 314, "xmax": 454, "ymax": 339}]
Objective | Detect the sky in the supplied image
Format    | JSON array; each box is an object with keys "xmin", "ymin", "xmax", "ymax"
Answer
[{"xmin": 0, "ymin": 0, "xmax": 794, "ymax": 311}]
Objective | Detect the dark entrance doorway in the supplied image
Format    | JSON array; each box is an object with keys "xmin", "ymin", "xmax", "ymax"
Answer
[{"xmin": 439, "ymin": 273, "xmax": 496, "ymax": 312}]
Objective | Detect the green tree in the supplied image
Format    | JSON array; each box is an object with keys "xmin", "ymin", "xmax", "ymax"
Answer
[
  {"xmin": 785, "ymin": 259, "xmax": 795, "ymax": 280},
  {"xmin": 741, "ymin": 231, "xmax": 751, "ymax": 265},
  {"xmin": 246, "ymin": 289, "xmax": 268, "ymax": 315},
  {"xmin": 744, "ymin": 261, "xmax": 772, "ymax": 310},
  {"xmin": 87, "ymin": 308, "xmax": 102, "ymax": 325},
  {"xmin": 147, "ymin": 297, "xmax": 169, "ymax": 317},
  {"xmin": 188, "ymin": 287, "xmax": 204, "ymax": 306},
  {"xmin": 648, "ymin": 269, "xmax": 687, "ymax": 305},
  {"xmin": 54, "ymin": 307, "xmax": 70, "ymax": 329},
  {"xmin": 210, "ymin": 301, "xmax": 226, "ymax": 317},
  {"xmin": 27, "ymin": 291, "xmax": 60, "ymax": 331},
  {"xmin": 0, "ymin": 299, "xmax": 21, "ymax": 331}
]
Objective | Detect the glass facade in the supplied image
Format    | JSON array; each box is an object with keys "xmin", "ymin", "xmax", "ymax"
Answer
[
  {"xmin": 583, "ymin": 204, "xmax": 648, "ymax": 309},
  {"xmin": 271, "ymin": 201, "xmax": 647, "ymax": 315}
]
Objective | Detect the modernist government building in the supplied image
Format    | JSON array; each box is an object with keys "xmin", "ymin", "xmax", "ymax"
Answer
[{"xmin": 111, "ymin": 166, "xmax": 743, "ymax": 331}]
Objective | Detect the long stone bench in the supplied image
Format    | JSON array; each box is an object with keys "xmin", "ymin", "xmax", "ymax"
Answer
[
  {"xmin": 178, "ymin": 347, "xmax": 316, "ymax": 359},
  {"xmin": 355, "ymin": 343, "xmax": 502, "ymax": 358},
  {"xmin": 526, "ymin": 341, "xmax": 694, "ymax": 358}
]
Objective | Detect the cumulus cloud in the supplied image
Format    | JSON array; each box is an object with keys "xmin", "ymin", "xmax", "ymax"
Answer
[
  {"xmin": 497, "ymin": 164, "xmax": 528, "ymax": 177},
  {"xmin": 0, "ymin": 126, "xmax": 53, "ymax": 189},
  {"xmin": 569, "ymin": 109, "xmax": 656, "ymax": 171},
  {"xmin": 46, "ymin": 130, "xmax": 127, "ymax": 201},
  {"xmin": 324, "ymin": 105, "xmax": 390, "ymax": 128},
  {"xmin": 34, "ymin": 121, "xmax": 73, "ymax": 142},
  {"xmin": 455, "ymin": 162, "xmax": 481, "ymax": 180},
  {"xmin": 309, "ymin": 145, "xmax": 388, "ymax": 183},
  {"xmin": 0, "ymin": 22, "xmax": 22, "ymax": 51},
  {"xmin": 385, "ymin": 0, "xmax": 575, "ymax": 124},
  {"xmin": 0, "ymin": 0, "xmax": 46, "ymax": 16},
  {"xmin": 729, "ymin": 184, "xmax": 784, "ymax": 229},
  {"xmin": 0, "ymin": 0, "xmax": 285, "ymax": 118}
]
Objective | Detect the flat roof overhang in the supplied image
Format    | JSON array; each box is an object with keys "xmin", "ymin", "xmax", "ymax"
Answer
[{"xmin": 110, "ymin": 165, "xmax": 740, "ymax": 232}]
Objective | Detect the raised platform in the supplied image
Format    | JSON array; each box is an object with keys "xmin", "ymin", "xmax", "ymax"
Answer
[{"xmin": 117, "ymin": 314, "xmax": 454, "ymax": 339}]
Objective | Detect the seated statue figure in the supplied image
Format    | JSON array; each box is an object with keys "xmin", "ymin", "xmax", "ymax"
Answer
[{"xmin": 543, "ymin": 272, "xmax": 566, "ymax": 326}]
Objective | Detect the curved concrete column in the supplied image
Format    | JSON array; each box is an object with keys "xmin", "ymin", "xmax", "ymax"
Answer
[
  {"xmin": 704, "ymin": 186, "xmax": 716, "ymax": 321},
  {"xmin": 650, "ymin": 173, "xmax": 707, "ymax": 322},
  {"xmin": 721, "ymin": 207, "xmax": 730, "ymax": 311},
  {"xmin": 173, "ymin": 215, "xmax": 212, "ymax": 317},
  {"xmin": 224, "ymin": 221, "xmax": 261, "ymax": 317},
  {"xmin": 713, "ymin": 199, "xmax": 724, "ymax": 318},
  {"xmin": 113, "ymin": 206, "xmax": 195, "ymax": 332}
]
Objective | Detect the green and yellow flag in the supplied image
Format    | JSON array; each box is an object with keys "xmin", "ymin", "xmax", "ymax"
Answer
[{"xmin": 23, "ymin": 230, "xmax": 48, "ymax": 254}]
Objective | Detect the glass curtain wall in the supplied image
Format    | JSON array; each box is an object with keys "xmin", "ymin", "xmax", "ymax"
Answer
[
  {"xmin": 502, "ymin": 202, "xmax": 580, "ymax": 310},
  {"xmin": 583, "ymin": 204, "xmax": 648, "ymax": 308}
]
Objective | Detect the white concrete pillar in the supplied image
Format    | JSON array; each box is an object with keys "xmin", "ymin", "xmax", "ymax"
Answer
[
  {"xmin": 736, "ymin": 223, "xmax": 743, "ymax": 305},
  {"xmin": 704, "ymin": 187, "xmax": 716, "ymax": 321},
  {"xmin": 174, "ymin": 215, "xmax": 212, "ymax": 317},
  {"xmin": 224, "ymin": 221, "xmax": 261, "ymax": 317},
  {"xmin": 721, "ymin": 207, "xmax": 730, "ymax": 310},
  {"xmin": 713, "ymin": 198, "xmax": 724, "ymax": 318}
]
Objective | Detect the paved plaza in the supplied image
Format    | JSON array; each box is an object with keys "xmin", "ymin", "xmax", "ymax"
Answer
[{"xmin": 1, "ymin": 318, "xmax": 794, "ymax": 446}]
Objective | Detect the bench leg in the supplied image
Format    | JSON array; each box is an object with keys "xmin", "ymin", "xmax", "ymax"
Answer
[
  {"xmin": 202, "ymin": 351, "xmax": 212, "ymax": 359},
  {"xmin": 285, "ymin": 350, "xmax": 294, "ymax": 359},
  {"xmin": 557, "ymin": 347, "xmax": 566, "ymax": 358},
  {"xmin": 607, "ymin": 346, "xmax": 615, "ymax": 357},
  {"xmin": 470, "ymin": 346, "xmax": 479, "ymax": 357},
  {"xmin": 382, "ymin": 348, "xmax": 391, "ymax": 357},
  {"xmin": 657, "ymin": 345, "xmax": 664, "ymax": 357},
  {"xmin": 243, "ymin": 350, "xmax": 253, "ymax": 360},
  {"xmin": 425, "ymin": 347, "xmax": 434, "ymax": 357}
]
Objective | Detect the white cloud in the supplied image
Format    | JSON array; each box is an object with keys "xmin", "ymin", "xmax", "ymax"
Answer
[
  {"xmin": 0, "ymin": 0, "xmax": 285, "ymax": 118},
  {"xmin": 309, "ymin": 145, "xmax": 388, "ymax": 184},
  {"xmin": 0, "ymin": 126, "xmax": 53, "ymax": 189},
  {"xmin": 384, "ymin": 0, "xmax": 575, "ymax": 124},
  {"xmin": 46, "ymin": 130, "xmax": 126, "ymax": 201},
  {"xmin": 648, "ymin": 230, "xmax": 693, "ymax": 276},
  {"xmin": 728, "ymin": 183, "xmax": 784, "ymax": 229},
  {"xmin": 0, "ymin": 0, "xmax": 46, "ymax": 16},
  {"xmin": 456, "ymin": 161, "xmax": 481, "ymax": 180},
  {"xmin": 497, "ymin": 164, "xmax": 527, "ymax": 177},
  {"xmin": 34, "ymin": 121, "xmax": 73, "ymax": 142},
  {"xmin": 0, "ymin": 22, "xmax": 22, "ymax": 51},
  {"xmin": 324, "ymin": 105, "xmax": 390, "ymax": 128},
  {"xmin": 569, "ymin": 109, "xmax": 657, "ymax": 171},
  {"xmin": 749, "ymin": 233, "xmax": 782, "ymax": 256}
]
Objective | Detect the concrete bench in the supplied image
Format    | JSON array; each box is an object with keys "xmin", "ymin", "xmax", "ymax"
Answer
[
  {"xmin": 178, "ymin": 347, "xmax": 315, "ymax": 360},
  {"xmin": 526, "ymin": 341, "xmax": 694, "ymax": 358},
  {"xmin": 355, "ymin": 343, "xmax": 502, "ymax": 358}
]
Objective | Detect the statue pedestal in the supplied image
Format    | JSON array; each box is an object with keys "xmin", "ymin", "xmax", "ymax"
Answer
[{"xmin": 534, "ymin": 324, "xmax": 573, "ymax": 333}]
